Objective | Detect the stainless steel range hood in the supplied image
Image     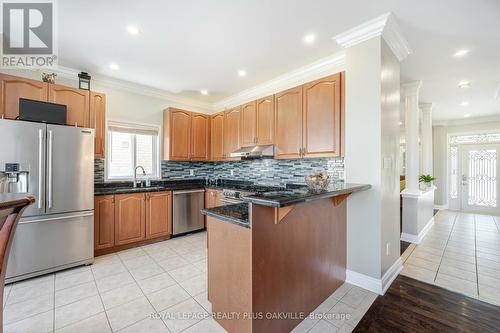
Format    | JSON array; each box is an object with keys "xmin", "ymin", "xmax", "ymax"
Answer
[{"xmin": 230, "ymin": 144, "xmax": 274, "ymax": 159}]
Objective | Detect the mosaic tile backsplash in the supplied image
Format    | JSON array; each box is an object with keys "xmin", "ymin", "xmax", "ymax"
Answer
[{"xmin": 94, "ymin": 158, "xmax": 344, "ymax": 185}]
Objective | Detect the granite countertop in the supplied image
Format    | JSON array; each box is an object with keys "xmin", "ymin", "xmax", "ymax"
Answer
[
  {"xmin": 94, "ymin": 179, "xmax": 284, "ymax": 196},
  {"xmin": 201, "ymin": 203, "xmax": 249, "ymax": 228},
  {"xmin": 242, "ymin": 183, "xmax": 371, "ymax": 207}
]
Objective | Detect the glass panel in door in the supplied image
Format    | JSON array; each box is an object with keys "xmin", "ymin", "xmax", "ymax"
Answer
[{"xmin": 461, "ymin": 144, "xmax": 500, "ymax": 214}]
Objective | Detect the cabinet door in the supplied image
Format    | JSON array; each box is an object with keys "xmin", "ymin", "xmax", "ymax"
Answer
[
  {"xmin": 274, "ymin": 86, "xmax": 303, "ymax": 159},
  {"xmin": 224, "ymin": 107, "xmax": 241, "ymax": 160},
  {"xmin": 211, "ymin": 113, "xmax": 224, "ymax": 161},
  {"xmin": 169, "ymin": 109, "xmax": 192, "ymax": 160},
  {"xmin": 94, "ymin": 195, "xmax": 115, "ymax": 250},
  {"xmin": 205, "ymin": 189, "xmax": 222, "ymax": 208},
  {"xmin": 89, "ymin": 92, "xmax": 106, "ymax": 158},
  {"xmin": 115, "ymin": 193, "xmax": 145, "ymax": 245},
  {"xmin": 48, "ymin": 84, "xmax": 89, "ymax": 127},
  {"xmin": 240, "ymin": 101, "xmax": 257, "ymax": 147},
  {"xmin": 146, "ymin": 192, "xmax": 172, "ymax": 239},
  {"xmin": 191, "ymin": 113, "xmax": 210, "ymax": 161},
  {"xmin": 0, "ymin": 74, "xmax": 48, "ymax": 119},
  {"xmin": 302, "ymin": 74, "xmax": 341, "ymax": 158},
  {"xmin": 256, "ymin": 96, "xmax": 274, "ymax": 145}
]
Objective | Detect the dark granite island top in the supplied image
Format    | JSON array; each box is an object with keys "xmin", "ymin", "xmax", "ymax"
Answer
[
  {"xmin": 242, "ymin": 183, "xmax": 371, "ymax": 207},
  {"xmin": 201, "ymin": 203, "xmax": 249, "ymax": 228}
]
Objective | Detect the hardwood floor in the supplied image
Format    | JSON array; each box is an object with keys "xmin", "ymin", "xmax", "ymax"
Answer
[{"xmin": 354, "ymin": 275, "xmax": 500, "ymax": 332}]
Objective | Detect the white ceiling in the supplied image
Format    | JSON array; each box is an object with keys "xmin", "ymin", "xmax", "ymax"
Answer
[{"xmin": 59, "ymin": 0, "xmax": 500, "ymax": 120}]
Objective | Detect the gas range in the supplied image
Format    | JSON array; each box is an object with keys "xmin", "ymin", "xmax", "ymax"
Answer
[{"xmin": 221, "ymin": 188, "xmax": 257, "ymax": 204}]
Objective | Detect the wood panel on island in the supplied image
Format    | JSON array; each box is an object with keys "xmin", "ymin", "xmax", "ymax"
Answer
[
  {"xmin": 0, "ymin": 73, "xmax": 107, "ymax": 158},
  {"xmin": 163, "ymin": 107, "xmax": 210, "ymax": 161},
  {"xmin": 94, "ymin": 191, "xmax": 172, "ymax": 255}
]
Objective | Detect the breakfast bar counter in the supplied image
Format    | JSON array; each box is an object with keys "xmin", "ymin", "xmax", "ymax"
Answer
[{"xmin": 202, "ymin": 182, "xmax": 371, "ymax": 333}]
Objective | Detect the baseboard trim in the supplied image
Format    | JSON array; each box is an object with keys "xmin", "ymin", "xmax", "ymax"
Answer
[
  {"xmin": 434, "ymin": 204, "xmax": 448, "ymax": 210},
  {"xmin": 346, "ymin": 258, "xmax": 403, "ymax": 295},
  {"xmin": 400, "ymin": 217, "xmax": 435, "ymax": 244}
]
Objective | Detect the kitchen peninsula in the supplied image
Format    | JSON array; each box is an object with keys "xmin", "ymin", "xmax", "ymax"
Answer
[{"xmin": 202, "ymin": 183, "xmax": 370, "ymax": 333}]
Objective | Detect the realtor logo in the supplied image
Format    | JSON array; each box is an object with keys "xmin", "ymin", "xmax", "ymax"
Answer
[{"xmin": 1, "ymin": 0, "xmax": 57, "ymax": 68}]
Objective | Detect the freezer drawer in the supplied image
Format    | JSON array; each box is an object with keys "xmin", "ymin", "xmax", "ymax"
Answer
[
  {"xmin": 173, "ymin": 189, "xmax": 205, "ymax": 235},
  {"xmin": 6, "ymin": 211, "xmax": 94, "ymax": 283}
]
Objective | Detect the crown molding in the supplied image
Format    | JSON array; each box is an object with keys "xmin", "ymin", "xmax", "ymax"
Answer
[
  {"xmin": 45, "ymin": 66, "xmax": 214, "ymax": 113},
  {"xmin": 419, "ymin": 103, "xmax": 433, "ymax": 114},
  {"xmin": 213, "ymin": 51, "xmax": 346, "ymax": 111},
  {"xmin": 433, "ymin": 114, "xmax": 500, "ymax": 127},
  {"xmin": 333, "ymin": 12, "xmax": 411, "ymax": 62}
]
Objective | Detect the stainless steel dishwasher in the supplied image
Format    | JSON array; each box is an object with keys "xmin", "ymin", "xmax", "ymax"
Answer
[{"xmin": 172, "ymin": 189, "xmax": 205, "ymax": 235}]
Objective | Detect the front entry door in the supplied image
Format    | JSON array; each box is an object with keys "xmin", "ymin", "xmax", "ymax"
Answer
[{"xmin": 461, "ymin": 144, "xmax": 500, "ymax": 214}]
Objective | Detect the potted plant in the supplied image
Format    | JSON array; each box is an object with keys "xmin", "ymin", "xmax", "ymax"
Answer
[{"xmin": 419, "ymin": 174, "xmax": 436, "ymax": 191}]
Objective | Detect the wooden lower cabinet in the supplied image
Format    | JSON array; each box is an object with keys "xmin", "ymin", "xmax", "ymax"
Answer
[
  {"xmin": 205, "ymin": 189, "xmax": 224, "ymax": 208},
  {"xmin": 146, "ymin": 192, "xmax": 172, "ymax": 239},
  {"xmin": 114, "ymin": 193, "xmax": 146, "ymax": 246},
  {"xmin": 94, "ymin": 195, "xmax": 115, "ymax": 250},
  {"xmin": 94, "ymin": 191, "xmax": 174, "ymax": 254}
]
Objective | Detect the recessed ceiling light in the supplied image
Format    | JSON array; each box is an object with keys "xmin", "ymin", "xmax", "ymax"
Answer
[
  {"xmin": 399, "ymin": 121, "xmax": 403, "ymax": 126},
  {"xmin": 238, "ymin": 70, "xmax": 247, "ymax": 77},
  {"xmin": 464, "ymin": 113, "xmax": 471, "ymax": 118},
  {"xmin": 461, "ymin": 101, "xmax": 469, "ymax": 106},
  {"xmin": 453, "ymin": 49, "xmax": 470, "ymax": 57},
  {"xmin": 200, "ymin": 90, "xmax": 208, "ymax": 95},
  {"xmin": 126, "ymin": 25, "xmax": 140, "ymax": 36},
  {"xmin": 458, "ymin": 80, "xmax": 471, "ymax": 89},
  {"xmin": 109, "ymin": 63, "xmax": 119, "ymax": 70},
  {"xmin": 304, "ymin": 34, "xmax": 316, "ymax": 44}
]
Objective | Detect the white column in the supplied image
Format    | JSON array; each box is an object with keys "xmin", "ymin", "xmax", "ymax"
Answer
[
  {"xmin": 402, "ymin": 81, "xmax": 422, "ymax": 194},
  {"xmin": 420, "ymin": 103, "xmax": 433, "ymax": 176}
]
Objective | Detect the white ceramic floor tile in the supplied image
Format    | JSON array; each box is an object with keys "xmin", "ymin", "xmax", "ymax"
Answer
[
  {"xmin": 179, "ymin": 274, "xmax": 208, "ymax": 296},
  {"xmin": 182, "ymin": 318, "xmax": 227, "ymax": 333},
  {"xmin": 325, "ymin": 301, "xmax": 356, "ymax": 328},
  {"xmin": 117, "ymin": 317, "xmax": 170, "ymax": 333},
  {"xmin": 137, "ymin": 272, "xmax": 178, "ymax": 294},
  {"xmin": 193, "ymin": 292, "xmax": 212, "ymax": 313},
  {"xmin": 156, "ymin": 256, "xmax": 191, "ymax": 272},
  {"xmin": 7, "ymin": 277, "xmax": 55, "ymax": 305},
  {"xmin": 3, "ymin": 292, "xmax": 53, "ymax": 325},
  {"xmin": 339, "ymin": 286, "xmax": 370, "ymax": 308},
  {"xmin": 4, "ymin": 309, "xmax": 53, "ymax": 333},
  {"xmin": 169, "ymin": 265, "xmax": 203, "ymax": 282},
  {"xmin": 95, "ymin": 271, "xmax": 135, "ymax": 293},
  {"xmin": 309, "ymin": 319, "xmax": 339, "ymax": 333},
  {"xmin": 55, "ymin": 312, "xmax": 111, "ymax": 333},
  {"xmin": 106, "ymin": 296, "xmax": 155, "ymax": 332},
  {"xmin": 91, "ymin": 262, "xmax": 127, "ymax": 280},
  {"xmin": 55, "ymin": 294, "xmax": 104, "ymax": 329},
  {"xmin": 129, "ymin": 262, "xmax": 165, "ymax": 281},
  {"xmin": 100, "ymin": 282, "xmax": 143, "ymax": 310},
  {"xmin": 117, "ymin": 247, "xmax": 147, "ymax": 261},
  {"xmin": 55, "ymin": 281, "xmax": 99, "ymax": 307},
  {"xmin": 55, "ymin": 270, "xmax": 94, "ymax": 291},
  {"xmin": 161, "ymin": 298, "xmax": 207, "ymax": 333},
  {"xmin": 146, "ymin": 284, "xmax": 191, "ymax": 312},
  {"xmin": 435, "ymin": 273, "xmax": 478, "ymax": 298}
]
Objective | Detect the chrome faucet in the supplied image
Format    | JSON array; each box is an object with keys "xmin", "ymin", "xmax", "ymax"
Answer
[{"xmin": 134, "ymin": 165, "xmax": 146, "ymax": 188}]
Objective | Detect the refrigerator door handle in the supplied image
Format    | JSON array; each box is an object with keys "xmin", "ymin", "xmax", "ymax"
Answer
[
  {"xmin": 47, "ymin": 129, "xmax": 53, "ymax": 209},
  {"xmin": 38, "ymin": 129, "xmax": 44, "ymax": 209}
]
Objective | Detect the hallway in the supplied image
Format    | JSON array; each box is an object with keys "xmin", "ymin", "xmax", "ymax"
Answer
[{"xmin": 401, "ymin": 210, "xmax": 500, "ymax": 306}]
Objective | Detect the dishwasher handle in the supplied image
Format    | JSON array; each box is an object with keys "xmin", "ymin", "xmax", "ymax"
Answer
[{"xmin": 173, "ymin": 189, "xmax": 205, "ymax": 195}]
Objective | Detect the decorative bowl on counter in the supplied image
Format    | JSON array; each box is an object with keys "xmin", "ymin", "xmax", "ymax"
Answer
[{"xmin": 304, "ymin": 171, "xmax": 330, "ymax": 191}]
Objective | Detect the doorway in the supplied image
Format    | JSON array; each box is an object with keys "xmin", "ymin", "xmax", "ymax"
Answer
[{"xmin": 460, "ymin": 144, "xmax": 500, "ymax": 214}]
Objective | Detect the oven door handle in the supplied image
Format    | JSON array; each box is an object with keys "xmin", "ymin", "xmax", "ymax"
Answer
[{"xmin": 221, "ymin": 198, "xmax": 243, "ymax": 205}]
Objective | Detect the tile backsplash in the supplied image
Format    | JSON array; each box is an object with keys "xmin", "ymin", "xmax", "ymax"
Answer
[{"xmin": 94, "ymin": 158, "xmax": 344, "ymax": 185}]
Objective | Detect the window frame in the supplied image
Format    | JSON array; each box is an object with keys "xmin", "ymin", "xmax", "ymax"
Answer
[{"xmin": 105, "ymin": 121, "xmax": 161, "ymax": 181}]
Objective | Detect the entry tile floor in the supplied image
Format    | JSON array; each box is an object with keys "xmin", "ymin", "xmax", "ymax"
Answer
[
  {"xmin": 401, "ymin": 210, "xmax": 500, "ymax": 306},
  {"xmin": 3, "ymin": 231, "xmax": 377, "ymax": 333}
]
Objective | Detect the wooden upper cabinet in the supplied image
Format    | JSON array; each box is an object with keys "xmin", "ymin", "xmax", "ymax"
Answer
[
  {"xmin": 240, "ymin": 101, "xmax": 257, "ymax": 147},
  {"xmin": 211, "ymin": 113, "xmax": 224, "ymax": 161},
  {"xmin": 224, "ymin": 107, "xmax": 241, "ymax": 160},
  {"xmin": 114, "ymin": 193, "xmax": 145, "ymax": 246},
  {"xmin": 48, "ymin": 84, "xmax": 89, "ymax": 127},
  {"xmin": 274, "ymin": 86, "xmax": 303, "ymax": 159},
  {"xmin": 302, "ymin": 74, "xmax": 341, "ymax": 158},
  {"xmin": 0, "ymin": 73, "xmax": 48, "ymax": 120},
  {"xmin": 94, "ymin": 195, "xmax": 115, "ymax": 250},
  {"xmin": 89, "ymin": 92, "xmax": 106, "ymax": 158},
  {"xmin": 146, "ymin": 192, "xmax": 172, "ymax": 239},
  {"xmin": 169, "ymin": 109, "xmax": 192, "ymax": 161},
  {"xmin": 256, "ymin": 95, "xmax": 274, "ymax": 145},
  {"xmin": 191, "ymin": 113, "xmax": 210, "ymax": 161}
]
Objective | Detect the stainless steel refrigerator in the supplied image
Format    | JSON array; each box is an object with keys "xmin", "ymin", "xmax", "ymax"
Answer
[{"xmin": 0, "ymin": 119, "xmax": 94, "ymax": 283}]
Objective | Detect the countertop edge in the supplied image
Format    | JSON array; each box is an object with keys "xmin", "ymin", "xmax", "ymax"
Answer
[
  {"xmin": 201, "ymin": 207, "xmax": 250, "ymax": 229},
  {"xmin": 242, "ymin": 184, "xmax": 372, "ymax": 207}
]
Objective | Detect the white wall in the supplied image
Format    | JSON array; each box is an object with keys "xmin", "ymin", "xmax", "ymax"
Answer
[
  {"xmin": 345, "ymin": 37, "xmax": 401, "ymax": 283},
  {"xmin": 433, "ymin": 120, "xmax": 500, "ymax": 206}
]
